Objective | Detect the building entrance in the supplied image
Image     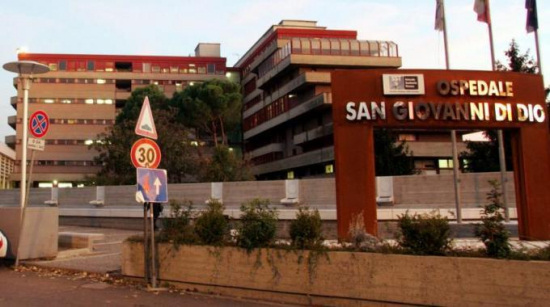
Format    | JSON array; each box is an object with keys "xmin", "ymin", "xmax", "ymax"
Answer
[{"xmin": 332, "ymin": 69, "xmax": 550, "ymax": 240}]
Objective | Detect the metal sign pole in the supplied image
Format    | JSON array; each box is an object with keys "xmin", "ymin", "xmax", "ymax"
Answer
[
  {"xmin": 149, "ymin": 202, "xmax": 157, "ymax": 288},
  {"xmin": 143, "ymin": 202, "xmax": 150, "ymax": 284},
  {"xmin": 25, "ymin": 150, "xmax": 36, "ymax": 208}
]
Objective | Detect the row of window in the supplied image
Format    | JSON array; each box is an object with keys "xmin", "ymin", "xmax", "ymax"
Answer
[
  {"xmin": 256, "ymin": 38, "xmax": 399, "ymax": 79},
  {"xmin": 21, "ymin": 98, "xmax": 115, "ymax": 105},
  {"xmin": 14, "ymin": 118, "xmax": 113, "ymax": 125},
  {"xmin": 244, "ymin": 95, "xmax": 262, "ymax": 111},
  {"xmin": 258, "ymin": 43, "xmax": 292, "ymax": 79},
  {"xmin": 34, "ymin": 78, "xmax": 114, "ymax": 84},
  {"xmin": 289, "ymin": 38, "xmax": 398, "ymax": 58},
  {"xmin": 15, "ymin": 160, "xmax": 97, "ymax": 166},
  {"xmin": 243, "ymin": 96, "xmax": 290, "ymax": 131},
  {"xmin": 44, "ymin": 139, "xmax": 101, "ymax": 146},
  {"xmin": 45, "ymin": 60, "xmax": 223, "ymax": 75},
  {"xmin": 242, "ymin": 39, "xmax": 278, "ymax": 77},
  {"xmin": 33, "ymin": 78, "xmax": 192, "ymax": 85}
]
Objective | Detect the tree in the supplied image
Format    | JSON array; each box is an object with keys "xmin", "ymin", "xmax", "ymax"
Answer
[
  {"xmin": 90, "ymin": 85, "xmax": 198, "ymax": 184},
  {"xmin": 374, "ymin": 129, "xmax": 415, "ymax": 176},
  {"xmin": 462, "ymin": 40, "xmax": 537, "ymax": 172},
  {"xmin": 198, "ymin": 146, "xmax": 253, "ymax": 182},
  {"xmin": 495, "ymin": 39, "xmax": 538, "ymax": 74},
  {"xmin": 171, "ymin": 79, "xmax": 242, "ymax": 146}
]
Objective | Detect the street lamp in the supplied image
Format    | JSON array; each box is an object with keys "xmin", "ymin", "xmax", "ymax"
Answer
[{"xmin": 3, "ymin": 60, "xmax": 49, "ymax": 265}]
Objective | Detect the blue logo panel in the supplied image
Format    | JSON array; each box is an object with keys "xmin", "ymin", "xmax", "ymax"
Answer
[{"xmin": 136, "ymin": 168, "xmax": 168, "ymax": 203}]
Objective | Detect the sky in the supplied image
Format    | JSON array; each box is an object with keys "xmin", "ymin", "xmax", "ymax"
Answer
[{"xmin": 0, "ymin": 0, "xmax": 548, "ymax": 141}]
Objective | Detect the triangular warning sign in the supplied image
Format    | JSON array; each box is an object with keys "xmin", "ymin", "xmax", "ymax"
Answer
[{"xmin": 135, "ymin": 96, "xmax": 158, "ymax": 140}]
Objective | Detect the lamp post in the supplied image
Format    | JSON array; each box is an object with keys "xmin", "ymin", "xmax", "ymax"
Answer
[{"xmin": 3, "ymin": 60, "xmax": 49, "ymax": 265}]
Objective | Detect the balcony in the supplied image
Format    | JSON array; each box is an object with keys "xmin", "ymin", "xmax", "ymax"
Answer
[
  {"xmin": 244, "ymin": 92, "xmax": 332, "ymax": 140},
  {"xmin": 248, "ymin": 40, "xmax": 287, "ymax": 73},
  {"xmin": 10, "ymin": 96, "xmax": 18, "ymax": 110},
  {"xmin": 5, "ymin": 135, "xmax": 15, "ymax": 149},
  {"xmin": 248, "ymin": 143, "xmax": 284, "ymax": 159},
  {"xmin": 263, "ymin": 72, "xmax": 330, "ymax": 105},
  {"xmin": 252, "ymin": 146, "xmax": 334, "ymax": 176},
  {"xmin": 293, "ymin": 123, "xmax": 334, "ymax": 146},
  {"xmin": 8, "ymin": 115, "xmax": 17, "ymax": 129}
]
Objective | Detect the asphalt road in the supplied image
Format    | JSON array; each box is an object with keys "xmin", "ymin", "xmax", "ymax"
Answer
[{"xmin": 0, "ymin": 262, "xmax": 279, "ymax": 307}]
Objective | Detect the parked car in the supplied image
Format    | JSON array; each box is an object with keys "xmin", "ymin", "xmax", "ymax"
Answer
[{"xmin": 0, "ymin": 230, "xmax": 7, "ymax": 258}]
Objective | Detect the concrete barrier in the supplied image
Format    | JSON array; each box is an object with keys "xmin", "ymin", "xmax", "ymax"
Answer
[
  {"xmin": 122, "ymin": 242, "xmax": 550, "ymax": 306},
  {"xmin": 0, "ymin": 206, "xmax": 58, "ymax": 259}
]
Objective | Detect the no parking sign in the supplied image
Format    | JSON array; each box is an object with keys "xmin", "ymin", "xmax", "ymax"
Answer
[{"xmin": 29, "ymin": 110, "xmax": 49, "ymax": 138}]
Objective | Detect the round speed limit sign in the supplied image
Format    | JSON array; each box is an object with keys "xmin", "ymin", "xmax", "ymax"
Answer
[{"xmin": 131, "ymin": 138, "xmax": 162, "ymax": 169}]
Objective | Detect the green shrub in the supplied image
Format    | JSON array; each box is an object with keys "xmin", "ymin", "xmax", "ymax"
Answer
[
  {"xmin": 236, "ymin": 198, "xmax": 278, "ymax": 251},
  {"xmin": 475, "ymin": 180, "xmax": 511, "ymax": 258},
  {"xmin": 397, "ymin": 211, "xmax": 452, "ymax": 255},
  {"xmin": 290, "ymin": 207, "xmax": 323, "ymax": 249},
  {"xmin": 159, "ymin": 200, "xmax": 198, "ymax": 245},
  {"xmin": 194, "ymin": 200, "xmax": 228, "ymax": 245}
]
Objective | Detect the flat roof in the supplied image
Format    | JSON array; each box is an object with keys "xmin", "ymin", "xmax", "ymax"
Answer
[{"xmin": 0, "ymin": 143, "xmax": 15, "ymax": 160}]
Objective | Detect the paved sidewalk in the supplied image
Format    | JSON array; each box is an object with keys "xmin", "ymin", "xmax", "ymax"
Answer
[
  {"xmin": 26, "ymin": 226, "xmax": 141, "ymax": 273},
  {"xmin": 0, "ymin": 264, "xmax": 279, "ymax": 307}
]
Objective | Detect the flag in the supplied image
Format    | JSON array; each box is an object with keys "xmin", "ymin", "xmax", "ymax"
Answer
[
  {"xmin": 474, "ymin": 0, "xmax": 490, "ymax": 24},
  {"xmin": 435, "ymin": 0, "xmax": 445, "ymax": 31},
  {"xmin": 526, "ymin": 0, "xmax": 538, "ymax": 33}
]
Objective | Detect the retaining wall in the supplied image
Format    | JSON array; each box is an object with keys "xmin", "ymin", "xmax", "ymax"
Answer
[
  {"xmin": 122, "ymin": 242, "xmax": 550, "ymax": 306},
  {"xmin": 0, "ymin": 172, "xmax": 516, "ymax": 209}
]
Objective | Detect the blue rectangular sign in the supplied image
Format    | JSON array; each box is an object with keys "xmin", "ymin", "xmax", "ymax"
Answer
[{"xmin": 136, "ymin": 168, "xmax": 168, "ymax": 203}]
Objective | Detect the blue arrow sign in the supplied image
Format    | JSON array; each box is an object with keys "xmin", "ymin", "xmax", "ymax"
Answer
[{"xmin": 136, "ymin": 168, "xmax": 168, "ymax": 203}]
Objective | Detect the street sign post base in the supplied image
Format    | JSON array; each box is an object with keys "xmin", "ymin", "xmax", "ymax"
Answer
[{"xmin": 146, "ymin": 286, "xmax": 168, "ymax": 292}]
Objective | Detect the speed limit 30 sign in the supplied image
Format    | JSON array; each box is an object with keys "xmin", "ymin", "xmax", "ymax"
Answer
[{"xmin": 131, "ymin": 138, "xmax": 161, "ymax": 169}]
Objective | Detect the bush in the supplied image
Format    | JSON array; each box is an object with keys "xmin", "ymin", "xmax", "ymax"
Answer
[
  {"xmin": 397, "ymin": 211, "xmax": 452, "ymax": 255},
  {"xmin": 194, "ymin": 200, "xmax": 228, "ymax": 245},
  {"xmin": 475, "ymin": 180, "xmax": 511, "ymax": 258},
  {"xmin": 348, "ymin": 211, "xmax": 381, "ymax": 251},
  {"xmin": 236, "ymin": 198, "xmax": 278, "ymax": 251},
  {"xmin": 159, "ymin": 200, "xmax": 198, "ymax": 245},
  {"xmin": 290, "ymin": 207, "xmax": 323, "ymax": 249}
]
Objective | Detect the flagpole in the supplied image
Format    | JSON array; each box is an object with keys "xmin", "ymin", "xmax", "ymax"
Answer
[
  {"xmin": 440, "ymin": 0, "xmax": 463, "ymax": 223},
  {"xmin": 442, "ymin": 0, "xmax": 450, "ymax": 69},
  {"xmin": 484, "ymin": 0, "xmax": 509, "ymax": 221},
  {"xmin": 534, "ymin": 30, "xmax": 542, "ymax": 75}
]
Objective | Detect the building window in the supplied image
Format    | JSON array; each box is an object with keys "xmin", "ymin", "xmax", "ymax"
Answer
[
  {"xmin": 115, "ymin": 62, "xmax": 132, "ymax": 72},
  {"xmin": 207, "ymin": 64, "xmax": 215, "ymax": 74},
  {"xmin": 87, "ymin": 61, "xmax": 95, "ymax": 71},
  {"xmin": 398, "ymin": 134, "xmax": 417, "ymax": 141},
  {"xmin": 58, "ymin": 60, "xmax": 67, "ymax": 71},
  {"xmin": 105, "ymin": 62, "xmax": 114, "ymax": 72},
  {"xmin": 438, "ymin": 159, "xmax": 454, "ymax": 169},
  {"xmin": 142, "ymin": 63, "xmax": 151, "ymax": 72},
  {"xmin": 48, "ymin": 63, "xmax": 58, "ymax": 71}
]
